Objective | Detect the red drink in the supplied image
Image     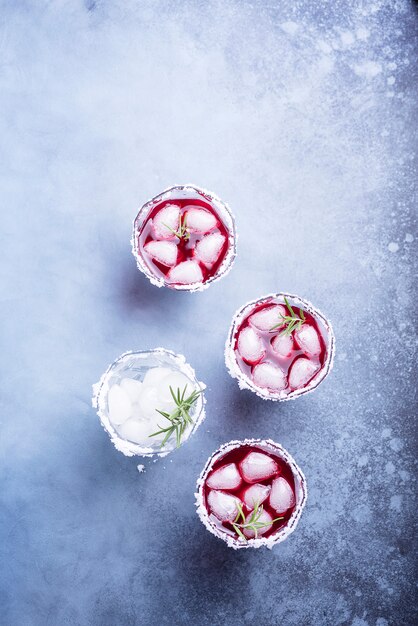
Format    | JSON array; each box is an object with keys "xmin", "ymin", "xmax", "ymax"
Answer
[
  {"xmin": 132, "ymin": 185, "xmax": 236, "ymax": 291},
  {"xmin": 225, "ymin": 293, "xmax": 335, "ymax": 400},
  {"xmin": 196, "ymin": 439, "xmax": 307, "ymax": 549}
]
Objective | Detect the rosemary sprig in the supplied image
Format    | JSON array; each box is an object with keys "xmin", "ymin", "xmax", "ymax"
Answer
[
  {"xmin": 163, "ymin": 214, "xmax": 190, "ymax": 241},
  {"xmin": 270, "ymin": 296, "xmax": 306, "ymax": 335},
  {"xmin": 232, "ymin": 501, "xmax": 284, "ymax": 541},
  {"xmin": 149, "ymin": 385, "xmax": 201, "ymax": 448}
]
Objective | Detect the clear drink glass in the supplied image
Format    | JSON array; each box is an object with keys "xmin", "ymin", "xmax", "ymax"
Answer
[{"xmin": 93, "ymin": 348, "xmax": 206, "ymax": 457}]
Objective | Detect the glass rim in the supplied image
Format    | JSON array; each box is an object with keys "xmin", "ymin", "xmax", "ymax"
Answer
[
  {"xmin": 92, "ymin": 348, "xmax": 206, "ymax": 457},
  {"xmin": 195, "ymin": 438, "xmax": 308, "ymax": 550},
  {"xmin": 225, "ymin": 292, "xmax": 335, "ymax": 401},
  {"xmin": 131, "ymin": 183, "xmax": 237, "ymax": 292}
]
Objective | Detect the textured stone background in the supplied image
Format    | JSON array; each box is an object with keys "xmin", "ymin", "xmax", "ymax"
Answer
[{"xmin": 0, "ymin": 1, "xmax": 417, "ymax": 625}]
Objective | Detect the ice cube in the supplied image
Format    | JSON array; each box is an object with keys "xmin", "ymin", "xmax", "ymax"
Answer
[
  {"xmin": 136, "ymin": 369, "xmax": 194, "ymax": 420},
  {"xmin": 243, "ymin": 509, "xmax": 273, "ymax": 539},
  {"xmin": 206, "ymin": 463, "xmax": 242, "ymax": 490},
  {"xmin": 242, "ymin": 483, "xmax": 271, "ymax": 509},
  {"xmin": 117, "ymin": 417, "xmax": 162, "ymax": 445},
  {"xmin": 184, "ymin": 206, "xmax": 217, "ymax": 233},
  {"xmin": 208, "ymin": 513, "xmax": 237, "ymax": 538},
  {"xmin": 158, "ymin": 371, "xmax": 193, "ymax": 405},
  {"xmin": 108, "ymin": 384, "xmax": 132, "ymax": 425},
  {"xmin": 270, "ymin": 477, "xmax": 295, "ymax": 513},
  {"xmin": 295, "ymin": 324, "xmax": 321, "ymax": 356},
  {"xmin": 271, "ymin": 333, "xmax": 293, "ymax": 357},
  {"xmin": 249, "ymin": 305, "xmax": 286, "ymax": 332},
  {"xmin": 137, "ymin": 385, "xmax": 161, "ymax": 420},
  {"xmin": 237, "ymin": 327, "xmax": 265, "ymax": 364},
  {"xmin": 252, "ymin": 362, "xmax": 286, "ymax": 391},
  {"xmin": 142, "ymin": 367, "xmax": 172, "ymax": 389},
  {"xmin": 152, "ymin": 204, "xmax": 180, "ymax": 240},
  {"xmin": 120, "ymin": 378, "xmax": 143, "ymax": 404},
  {"xmin": 207, "ymin": 490, "xmax": 242, "ymax": 522},
  {"xmin": 288, "ymin": 357, "xmax": 319, "ymax": 389},
  {"xmin": 195, "ymin": 233, "xmax": 226, "ymax": 266},
  {"xmin": 144, "ymin": 240, "xmax": 178, "ymax": 267},
  {"xmin": 239, "ymin": 451, "xmax": 280, "ymax": 483},
  {"xmin": 168, "ymin": 260, "xmax": 203, "ymax": 285}
]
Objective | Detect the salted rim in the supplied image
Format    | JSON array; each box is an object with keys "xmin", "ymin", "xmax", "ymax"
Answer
[
  {"xmin": 131, "ymin": 183, "xmax": 237, "ymax": 292},
  {"xmin": 225, "ymin": 293, "xmax": 335, "ymax": 401},
  {"xmin": 92, "ymin": 348, "xmax": 206, "ymax": 457},
  {"xmin": 195, "ymin": 438, "xmax": 307, "ymax": 550}
]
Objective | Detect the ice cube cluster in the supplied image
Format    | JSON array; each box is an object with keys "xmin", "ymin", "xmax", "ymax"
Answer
[
  {"xmin": 132, "ymin": 184, "xmax": 238, "ymax": 293},
  {"xmin": 228, "ymin": 295, "xmax": 334, "ymax": 400},
  {"xmin": 145, "ymin": 203, "xmax": 227, "ymax": 286},
  {"xmin": 93, "ymin": 349, "xmax": 207, "ymax": 458},
  {"xmin": 196, "ymin": 439, "xmax": 307, "ymax": 550},
  {"xmin": 106, "ymin": 366, "xmax": 195, "ymax": 448},
  {"xmin": 205, "ymin": 449, "xmax": 296, "ymax": 541},
  {"xmin": 236, "ymin": 311, "xmax": 322, "ymax": 394}
]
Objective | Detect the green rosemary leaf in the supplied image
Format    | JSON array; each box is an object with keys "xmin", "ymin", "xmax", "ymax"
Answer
[
  {"xmin": 169, "ymin": 385, "xmax": 178, "ymax": 405},
  {"xmin": 231, "ymin": 501, "xmax": 283, "ymax": 542},
  {"xmin": 284, "ymin": 296, "xmax": 295, "ymax": 318},
  {"xmin": 232, "ymin": 524, "xmax": 246, "ymax": 541},
  {"xmin": 272, "ymin": 298, "xmax": 306, "ymax": 335},
  {"xmin": 162, "ymin": 214, "xmax": 189, "ymax": 241},
  {"xmin": 148, "ymin": 384, "xmax": 202, "ymax": 448}
]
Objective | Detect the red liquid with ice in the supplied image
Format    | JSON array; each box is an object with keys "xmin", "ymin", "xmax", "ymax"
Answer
[
  {"xmin": 136, "ymin": 198, "xmax": 230, "ymax": 285},
  {"xmin": 234, "ymin": 297, "xmax": 327, "ymax": 395},
  {"xmin": 203, "ymin": 445, "xmax": 296, "ymax": 540}
]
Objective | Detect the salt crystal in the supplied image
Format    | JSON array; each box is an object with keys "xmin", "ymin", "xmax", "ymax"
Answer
[
  {"xmin": 185, "ymin": 207, "xmax": 217, "ymax": 233},
  {"xmin": 152, "ymin": 204, "xmax": 180, "ymax": 240},
  {"xmin": 294, "ymin": 324, "xmax": 321, "ymax": 356},
  {"xmin": 243, "ymin": 483, "xmax": 271, "ymax": 509},
  {"xmin": 108, "ymin": 384, "xmax": 132, "ymax": 425},
  {"xmin": 252, "ymin": 362, "xmax": 286, "ymax": 391},
  {"xmin": 237, "ymin": 327, "xmax": 265, "ymax": 364},
  {"xmin": 207, "ymin": 463, "xmax": 242, "ymax": 490},
  {"xmin": 207, "ymin": 490, "xmax": 242, "ymax": 522},
  {"xmin": 144, "ymin": 240, "xmax": 178, "ymax": 267},
  {"xmin": 239, "ymin": 451, "xmax": 280, "ymax": 483},
  {"xmin": 288, "ymin": 357, "xmax": 319, "ymax": 389},
  {"xmin": 195, "ymin": 233, "xmax": 226, "ymax": 266},
  {"xmin": 168, "ymin": 260, "xmax": 203, "ymax": 285},
  {"xmin": 270, "ymin": 477, "xmax": 295, "ymax": 513},
  {"xmin": 249, "ymin": 305, "xmax": 285, "ymax": 332}
]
